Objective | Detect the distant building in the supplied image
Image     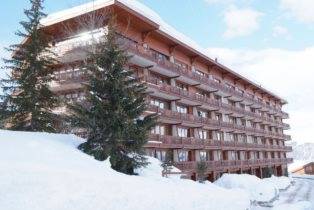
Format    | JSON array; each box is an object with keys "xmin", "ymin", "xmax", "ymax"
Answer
[
  {"xmin": 291, "ymin": 162, "xmax": 314, "ymax": 175},
  {"xmin": 35, "ymin": 0, "xmax": 292, "ymax": 181}
]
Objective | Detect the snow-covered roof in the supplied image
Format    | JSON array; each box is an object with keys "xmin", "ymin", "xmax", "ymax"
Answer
[{"xmin": 41, "ymin": 0, "xmax": 286, "ymax": 103}]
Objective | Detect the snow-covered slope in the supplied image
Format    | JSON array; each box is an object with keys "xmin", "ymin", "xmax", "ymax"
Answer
[
  {"xmin": 290, "ymin": 142, "xmax": 314, "ymax": 161},
  {"xmin": 0, "ymin": 130, "xmax": 250, "ymax": 210},
  {"xmin": 288, "ymin": 142, "xmax": 314, "ymax": 172}
]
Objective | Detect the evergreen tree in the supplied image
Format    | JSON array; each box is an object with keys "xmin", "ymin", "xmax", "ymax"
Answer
[
  {"xmin": 70, "ymin": 25, "xmax": 156, "ymax": 175},
  {"xmin": 284, "ymin": 168, "xmax": 289, "ymax": 177},
  {"xmin": 262, "ymin": 167, "xmax": 274, "ymax": 178},
  {"xmin": 161, "ymin": 150, "xmax": 174, "ymax": 177},
  {"xmin": 196, "ymin": 160, "xmax": 207, "ymax": 183},
  {"xmin": 0, "ymin": 0, "xmax": 59, "ymax": 132}
]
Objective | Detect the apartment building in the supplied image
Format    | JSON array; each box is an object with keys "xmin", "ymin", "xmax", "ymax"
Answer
[{"xmin": 40, "ymin": 0, "xmax": 293, "ymax": 181}]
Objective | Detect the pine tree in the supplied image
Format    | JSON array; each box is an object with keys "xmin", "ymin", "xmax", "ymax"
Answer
[
  {"xmin": 196, "ymin": 160, "xmax": 207, "ymax": 183},
  {"xmin": 161, "ymin": 150, "xmax": 174, "ymax": 177},
  {"xmin": 70, "ymin": 25, "xmax": 156, "ymax": 175},
  {"xmin": 0, "ymin": 0, "xmax": 59, "ymax": 132}
]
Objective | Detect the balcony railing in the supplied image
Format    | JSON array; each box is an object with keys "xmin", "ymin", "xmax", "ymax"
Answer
[
  {"xmin": 148, "ymin": 134, "xmax": 293, "ymax": 151},
  {"xmin": 148, "ymin": 134, "xmax": 220, "ymax": 149},
  {"xmin": 53, "ymin": 69, "xmax": 88, "ymax": 84},
  {"xmin": 121, "ymin": 38, "xmax": 287, "ymax": 117},
  {"xmin": 174, "ymin": 158, "xmax": 293, "ymax": 172},
  {"xmin": 50, "ymin": 34, "xmax": 289, "ymax": 119},
  {"xmin": 145, "ymin": 77, "xmax": 289, "ymax": 128},
  {"xmin": 148, "ymin": 105, "xmax": 290, "ymax": 140}
]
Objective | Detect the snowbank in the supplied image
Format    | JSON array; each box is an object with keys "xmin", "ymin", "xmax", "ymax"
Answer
[
  {"xmin": 214, "ymin": 174, "xmax": 277, "ymax": 202},
  {"xmin": 263, "ymin": 175, "xmax": 293, "ymax": 191},
  {"xmin": 0, "ymin": 130, "xmax": 250, "ymax": 210},
  {"xmin": 214, "ymin": 174, "xmax": 292, "ymax": 203},
  {"xmin": 273, "ymin": 201, "xmax": 312, "ymax": 210}
]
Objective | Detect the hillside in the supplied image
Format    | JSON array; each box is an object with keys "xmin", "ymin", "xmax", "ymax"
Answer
[
  {"xmin": 288, "ymin": 142, "xmax": 314, "ymax": 171},
  {"xmin": 290, "ymin": 142, "xmax": 314, "ymax": 160}
]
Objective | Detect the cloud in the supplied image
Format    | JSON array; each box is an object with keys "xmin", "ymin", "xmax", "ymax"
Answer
[
  {"xmin": 204, "ymin": 0, "xmax": 233, "ymax": 4},
  {"xmin": 204, "ymin": 0, "xmax": 251, "ymax": 5},
  {"xmin": 280, "ymin": 0, "xmax": 314, "ymax": 23},
  {"xmin": 223, "ymin": 6, "xmax": 263, "ymax": 39},
  {"xmin": 207, "ymin": 47, "xmax": 314, "ymax": 144},
  {"xmin": 272, "ymin": 25, "xmax": 290, "ymax": 38}
]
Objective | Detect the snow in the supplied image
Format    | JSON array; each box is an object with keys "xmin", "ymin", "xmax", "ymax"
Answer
[
  {"xmin": 263, "ymin": 176, "xmax": 293, "ymax": 191},
  {"xmin": 40, "ymin": 0, "xmax": 283, "ymax": 100},
  {"xmin": 272, "ymin": 201, "xmax": 312, "ymax": 210},
  {"xmin": 41, "ymin": 0, "xmax": 204, "ymax": 56},
  {"xmin": 214, "ymin": 174, "xmax": 292, "ymax": 203},
  {"xmin": 0, "ymin": 130, "xmax": 251, "ymax": 210},
  {"xmin": 289, "ymin": 142, "xmax": 314, "ymax": 161},
  {"xmin": 288, "ymin": 142, "xmax": 314, "ymax": 173}
]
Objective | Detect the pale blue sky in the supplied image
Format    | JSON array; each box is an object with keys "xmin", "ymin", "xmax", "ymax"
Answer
[
  {"xmin": 1, "ymin": 0, "xmax": 314, "ymax": 50},
  {"xmin": 1, "ymin": 0, "xmax": 314, "ymax": 144}
]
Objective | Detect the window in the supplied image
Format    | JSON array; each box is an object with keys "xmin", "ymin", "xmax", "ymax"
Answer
[
  {"xmin": 199, "ymin": 151, "xmax": 208, "ymax": 161},
  {"xmin": 198, "ymin": 130, "xmax": 207, "ymax": 139},
  {"xmin": 225, "ymin": 83, "xmax": 235, "ymax": 90},
  {"xmin": 216, "ymin": 131, "xmax": 223, "ymax": 141},
  {"xmin": 151, "ymin": 125, "xmax": 165, "ymax": 135},
  {"xmin": 150, "ymin": 98, "xmax": 165, "ymax": 109},
  {"xmin": 176, "ymin": 105, "xmax": 188, "ymax": 114},
  {"xmin": 175, "ymin": 60, "xmax": 188, "ymax": 70},
  {"xmin": 229, "ymin": 133, "xmax": 234, "ymax": 141},
  {"xmin": 177, "ymin": 127, "xmax": 188, "ymax": 137},
  {"xmin": 215, "ymin": 113, "xmax": 222, "ymax": 121},
  {"xmin": 214, "ymin": 94, "xmax": 222, "ymax": 102},
  {"xmin": 236, "ymin": 87, "xmax": 244, "ymax": 94},
  {"xmin": 228, "ymin": 99, "xmax": 236, "ymax": 107},
  {"xmin": 197, "ymin": 110, "xmax": 207, "ymax": 118},
  {"xmin": 176, "ymin": 83, "xmax": 188, "ymax": 91},
  {"xmin": 234, "ymin": 133, "xmax": 238, "ymax": 142},
  {"xmin": 229, "ymin": 116, "xmax": 236, "ymax": 124},
  {"xmin": 252, "ymin": 122, "xmax": 257, "ymax": 128},
  {"xmin": 150, "ymin": 73, "xmax": 169, "ymax": 85},
  {"xmin": 156, "ymin": 150, "xmax": 167, "ymax": 162},
  {"xmin": 239, "ymin": 134, "xmax": 247, "ymax": 143},
  {"xmin": 196, "ymin": 91, "xmax": 206, "ymax": 98},
  {"xmin": 241, "ymin": 119, "xmax": 246, "ymax": 126},
  {"xmin": 253, "ymin": 137, "xmax": 258, "ymax": 144},
  {"xmin": 213, "ymin": 77, "xmax": 221, "ymax": 83},
  {"xmin": 151, "ymin": 49, "xmax": 168, "ymax": 62},
  {"xmin": 193, "ymin": 69, "xmax": 206, "ymax": 77},
  {"xmin": 178, "ymin": 150, "xmax": 188, "ymax": 162}
]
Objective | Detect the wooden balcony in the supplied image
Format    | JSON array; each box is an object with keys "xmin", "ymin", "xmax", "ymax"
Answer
[
  {"xmin": 147, "ymin": 134, "xmax": 293, "ymax": 152},
  {"xmin": 173, "ymin": 158, "xmax": 293, "ymax": 172},
  {"xmin": 148, "ymin": 105, "xmax": 290, "ymax": 141},
  {"xmin": 147, "ymin": 134, "xmax": 220, "ymax": 149},
  {"xmin": 121, "ymin": 38, "xmax": 288, "ymax": 118},
  {"xmin": 49, "ymin": 33, "xmax": 288, "ymax": 118},
  {"xmin": 50, "ymin": 34, "xmax": 289, "ymax": 119},
  {"xmin": 145, "ymin": 78, "xmax": 289, "ymax": 129}
]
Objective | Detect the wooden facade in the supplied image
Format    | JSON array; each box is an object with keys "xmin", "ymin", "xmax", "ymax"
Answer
[{"xmin": 39, "ymin": 0, "xmax": 292, "ymax": 181}]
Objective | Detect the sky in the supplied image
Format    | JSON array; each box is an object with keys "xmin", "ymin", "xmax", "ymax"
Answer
[{"xmin": 1, "ymin": 0, "xmax": 314, "ymax": 144}]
